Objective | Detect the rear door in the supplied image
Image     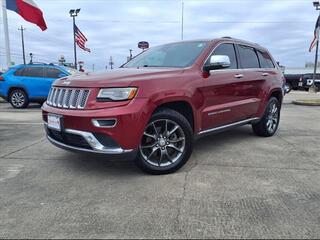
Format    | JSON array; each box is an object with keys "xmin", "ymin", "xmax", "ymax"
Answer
[
  {"xmin": 22, "ymin": 66, "xmax": 45, "ymax": 98},
  {"xmin": 234, "ymin": 44, "xmax": 266, "ymax": 120}
]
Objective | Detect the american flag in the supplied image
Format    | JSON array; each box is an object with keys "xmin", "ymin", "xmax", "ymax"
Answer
[
  {"xmin": 309, "ymin": 15, "xmax": 320, "ymax": 52},
  {"xmin": 75, "ymin": 24, "xmax": 91, "ymax": 52}
]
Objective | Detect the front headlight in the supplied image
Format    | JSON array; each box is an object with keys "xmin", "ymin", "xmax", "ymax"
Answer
[{"xmin": 97, "ymin": 87, "xmax": 138, "ymax": 101}]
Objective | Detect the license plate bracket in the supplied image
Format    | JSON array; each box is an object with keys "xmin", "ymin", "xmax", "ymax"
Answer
[{"xmin": 47, "ymin": 114, "xmax": 63, "ymax": 131}]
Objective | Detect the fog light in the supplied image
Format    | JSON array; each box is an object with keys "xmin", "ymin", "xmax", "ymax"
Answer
[{"xmin": 92, "ymin": 119, "xmax": 117, "ymax": 128}]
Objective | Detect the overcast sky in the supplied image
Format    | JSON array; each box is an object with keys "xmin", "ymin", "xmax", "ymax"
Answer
[{"xmin": 0, "ymin": 0, "xmax": 318, "ymax": 71}]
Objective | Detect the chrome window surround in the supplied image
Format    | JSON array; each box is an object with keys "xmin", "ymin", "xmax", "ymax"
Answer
[{"xmin": 202, "ymin": 40, "xmax": 277, "ymax": 72}]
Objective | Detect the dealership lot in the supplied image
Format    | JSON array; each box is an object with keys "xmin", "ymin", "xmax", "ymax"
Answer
[{"xmin": 0, "ymin": 92, "xmax": 320, "ymax": 238}]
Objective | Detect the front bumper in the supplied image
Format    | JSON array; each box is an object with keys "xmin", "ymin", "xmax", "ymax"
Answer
[
  {"xmin": 45, "ymin": 123, "xmax": 135, "ymax": 154},
  {"xmin": 42, "ymin": 98, "xmax": 153, "ymax": 154}
]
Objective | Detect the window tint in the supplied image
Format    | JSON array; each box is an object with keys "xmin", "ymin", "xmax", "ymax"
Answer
[
  {"xmin": 23, "ymin": 67, "xmax": 44, "ymax": 78},
  {"xmin": 207, "ymin": 43, "xmax": 238, "ymax": 69},
  {"xmin": 238, "ymin": 45, "xmax": 260, "ymax": 69},
  {"xmin": 257, "ymin": 51, "xmax": 275, "ymax": 68},
  {"xmin": 45, "ymin": 68, "xmax": 64, "ymax": 78},
  {"xmin": 14, "ymin": 68, "xmax": 25, "ymax": 76}
]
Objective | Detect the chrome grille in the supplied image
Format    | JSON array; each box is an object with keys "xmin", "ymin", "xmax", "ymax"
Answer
[{"xmin": 47, "ymin": 87, "xmax": 90, "ymax": 109}]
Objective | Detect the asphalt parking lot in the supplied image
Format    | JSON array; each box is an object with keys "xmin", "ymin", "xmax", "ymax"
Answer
[{"xmin": 0, "ymin": 92, "xmax": 320, "ymax": 239}]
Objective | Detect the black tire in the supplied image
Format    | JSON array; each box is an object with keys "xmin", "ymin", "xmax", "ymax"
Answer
[
  {"xmin": 284, "ymin": 83, "xmax": 292, "ymax": 94},
  {"xmin": 252, "ymin": 97, "xmax": 280, "ymax": 137},
  {"xmin": 135, "ymin": 108, "xmax": 193, "ymax": 175},
  {"xmin": 9, "ymin": 89, "xmax": 29, "ymax": 109}
]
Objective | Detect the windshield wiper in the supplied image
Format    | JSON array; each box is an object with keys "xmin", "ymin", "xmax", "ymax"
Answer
[{"xmin": 142, "ymin": 65, "xmax": 161, "ymax": 67}]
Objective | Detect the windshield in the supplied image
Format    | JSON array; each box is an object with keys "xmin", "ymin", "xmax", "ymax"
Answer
[{"xmin": 123, "ymin": 41, "xmax": 209, "ymax": 68}]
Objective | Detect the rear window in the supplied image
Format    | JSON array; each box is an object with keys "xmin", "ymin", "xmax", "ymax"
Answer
[
  {"xmin": 22, "ymin": 67, "xmax": 44, "ymax": 78},
  {"xmin": 257, "ymin": 51, "xmax": 275, "ymax": 68},
  {"xmin": 45, "ymin": 68, "xmax": 64, "ymax": 78},
  {"xmin": 238, "ymin": 45, "xmax": 259, "ymax": 69}
]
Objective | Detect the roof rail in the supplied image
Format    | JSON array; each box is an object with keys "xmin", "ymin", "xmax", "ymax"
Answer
[{"xmin": 222, "ymin": 36, "xmax": 232, "ymax": 39}]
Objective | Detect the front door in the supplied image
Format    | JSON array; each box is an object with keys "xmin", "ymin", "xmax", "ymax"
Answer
[{"xmin": 200, "ymin": 43, "xmax": 245, "ymax": 131}]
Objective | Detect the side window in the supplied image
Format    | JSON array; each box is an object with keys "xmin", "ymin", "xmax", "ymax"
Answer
[
  {"xmin": 14, "ymin": 68, "xmax": 25, "ymax": 76},
  {"xmin": 238, "ymin": 45, "xmax": 260, "ymax": 69},
  {"xmin": 257, "ymin": 51, "xmax": 275, "ymax": 68},
  {"xmin": 207, "ymin": 43, "xmax": 238, "ymax": 69},
  {"xmin": 45, "ymin": 68, "xmax": 64, "ymax": 79},
  {"xmin": 23, "ymin": 67, "xmax": 44, "ymax": 78}
]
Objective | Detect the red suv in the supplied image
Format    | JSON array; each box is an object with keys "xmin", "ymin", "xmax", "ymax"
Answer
[{"xmin": 42, "ymin": 38, "xmax": 284, "ymax": 174}]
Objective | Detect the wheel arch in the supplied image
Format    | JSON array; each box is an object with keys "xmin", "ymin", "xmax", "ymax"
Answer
[
  {"xmin": 150, "ymin": 98, "xmax": 196, "ymax": 133},
  {"xmin": 7, "ymin": 86, "xmax": 28, "ymax": 101}
]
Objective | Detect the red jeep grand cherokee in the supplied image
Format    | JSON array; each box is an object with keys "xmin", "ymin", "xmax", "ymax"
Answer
[{"xmin": 42, "ymin": 38, "xmax": 284, "ymax": 174}]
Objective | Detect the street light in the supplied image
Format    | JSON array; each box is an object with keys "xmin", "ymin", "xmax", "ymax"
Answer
[
  {"xmin": 69, "ymin": 8, "xmax": 80, "ymax": 70},
  {"xmin": 313, "ymin": 1, "xmax": 320, "ymax": 9}
]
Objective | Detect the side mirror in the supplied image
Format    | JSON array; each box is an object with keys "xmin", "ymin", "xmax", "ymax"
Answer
[
  {"xmin": 203, "ymin": 55, "xmax": 231, "ymax": 72},
  {"xmin": 58, "ymin": 73, "xmax": 67, "ymax": 78}
]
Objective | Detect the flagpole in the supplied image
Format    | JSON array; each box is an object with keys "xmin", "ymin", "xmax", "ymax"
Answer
[
  {"xmin": 181, "ymin": 0, "xmax": 184, "ymax": 41},
  {"xmin": 311, "ymin": 37, "xmax": 319, "ymax": 93},
  {"xmin": 73, "ymin": 16, "xmax": 77, "ymax": 70},
  {"xmin": 1, "ymin": 0, "xmax": 12, "ymax": 69},
  {"xmin": 311, "ymin": 2, "xmax": 320, "ymax": 93}
]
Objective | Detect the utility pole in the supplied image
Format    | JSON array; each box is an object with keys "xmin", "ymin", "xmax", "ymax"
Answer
[
  {"xmin": 311, "ymin": 2, "xmax": 320, "ymax": 93},
  {"xmin": 129, "ymin": 49, "xmax": 133, "ymax": 60},
  {"xmin": 18, "ymin": 25, "xmax": 26, "ymax": 64},
  {"xmin": 181, "ymin": 0, "xmax": 184, "ymax": 41},
  {"xmin": 69, "ymin": 9, "xmax": 80, "ymax": 70},
  {"xmin": 109, "ymin": 56, "xmax": 114, "ymax": 70}
]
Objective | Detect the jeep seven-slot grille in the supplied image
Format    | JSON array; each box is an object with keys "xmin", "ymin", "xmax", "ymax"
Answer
[{"xmin": 47, "ymin": 87, "xmax": 90, "ymax": 109}]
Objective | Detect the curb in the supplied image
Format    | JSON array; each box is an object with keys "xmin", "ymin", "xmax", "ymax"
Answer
[{"xmin": 292, "ymin": 99, "xmax": 320, "ymax": 106}]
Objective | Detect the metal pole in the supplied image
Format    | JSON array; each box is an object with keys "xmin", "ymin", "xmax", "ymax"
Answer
[
  {"xmin": 311, "ymin": 10, "xmax": 320, "ymax": 93},
  {"xmin": 73, "ymin": 16, "xmax": 77, "ymax": 70},
  {"xmin": 1, "ymin": 0, "xmax": 12, "ymax": 68},
  {"xmin": 181, "ymin": 0, "xmax": 184, "ymax": 41},
  {"xmin": 18, "ymin": 26, "xmax": 26, "ymax": 65}
]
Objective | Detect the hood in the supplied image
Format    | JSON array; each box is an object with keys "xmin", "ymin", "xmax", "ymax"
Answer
[{"xmin": 53, "ymin": 67, "xmax": 184, "ymax": 88}]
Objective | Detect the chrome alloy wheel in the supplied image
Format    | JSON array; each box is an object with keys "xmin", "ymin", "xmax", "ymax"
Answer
[
  {"xmin": 139, "ymin": 119, "xmax": 186, "ymax": 167},
  {"xmin": 11, "ymin": 92, "xmax": 25, "ymax": 108},
  {"xmin": 266, "ymin": 103, "xmax": 279, "ymax": 133}
]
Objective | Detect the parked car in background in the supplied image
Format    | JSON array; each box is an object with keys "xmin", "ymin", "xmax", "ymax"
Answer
[
  {"xmin": 0, "ymin": 63, "xmax": 71, "ymax": 108},
  {"xmin": 284, "ymin": 74, "xmax": 301, "ymax": 93},
  {"xmin": 42, "ymin": 38, "xmax": 284, "ymax": 174},
  {"xmin": 298, "ymin": 73, "xmax": 320, "ymax": 90}
]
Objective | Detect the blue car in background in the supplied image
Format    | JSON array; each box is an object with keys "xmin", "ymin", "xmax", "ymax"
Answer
[{"xmin": 0, "ymin": 64, "xmax": 70, "ymax": 108}]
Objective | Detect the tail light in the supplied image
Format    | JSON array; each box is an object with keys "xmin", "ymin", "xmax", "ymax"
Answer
[{"xmin": 0, "ymin": 76, "xmax": 4, "ymax": 81}]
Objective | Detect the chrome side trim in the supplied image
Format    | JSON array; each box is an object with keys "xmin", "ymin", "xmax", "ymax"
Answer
[
  {"xmin": 92, "ymin": 118, "xmax": 117, "ymax": 128},
  {"xmin": 45, "ymin": 123, "xmax": 133, "ymax": 154},
  {"xmin": 198, "ymin": 117, "xmax": 260, "ymax": 135}
]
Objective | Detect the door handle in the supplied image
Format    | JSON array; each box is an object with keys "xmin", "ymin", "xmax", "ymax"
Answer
[
  {"xmin": 234, "ymin": 74, "xmax": 244, "ymax": 79},
  {"xmin": 262, "ymin": 73, "xmax": 269, "ymax": 77}
]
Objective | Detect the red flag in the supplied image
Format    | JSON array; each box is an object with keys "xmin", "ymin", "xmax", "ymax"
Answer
[{"xmin": 6, "ymin": 0, "xmax": 47, "ymax": 31}]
